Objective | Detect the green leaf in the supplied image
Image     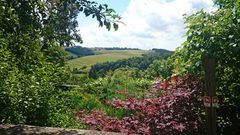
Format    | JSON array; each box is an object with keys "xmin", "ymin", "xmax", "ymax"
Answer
[
  {"xmin": 99, "ymin": 21, "xmax": 103, "ymax": 27},
  {"xmin": 113, "ymin": 23, "xmax": 118, "ymax": 31},
  {"xmin": 80, "ymin": 7, "xmax": 83, "ymax": 12}
]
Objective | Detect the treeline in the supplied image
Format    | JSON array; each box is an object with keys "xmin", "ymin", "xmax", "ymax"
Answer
[
  {"xmin": 65, "ymin": 46, "xmax": 94, "ymax": 58},
  {"xmin": 89, "ymin": 50, "xmax": 173, "ymax": 78},
  {"xmin": 94, "ymin": 47, "xmax": 140, "ymax": 50}
]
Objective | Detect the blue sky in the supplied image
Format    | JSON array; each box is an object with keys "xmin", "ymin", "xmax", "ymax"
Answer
[{"xmin": 77, "ymin": 0, "xmax": 215, "ymax": 50}]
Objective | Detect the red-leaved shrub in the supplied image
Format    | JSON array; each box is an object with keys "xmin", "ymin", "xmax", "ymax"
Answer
[{"xmin": 76, "ymin": 75, "xmax": 205, "ymax": 134}]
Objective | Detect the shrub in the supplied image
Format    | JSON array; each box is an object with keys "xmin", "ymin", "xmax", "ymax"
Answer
[{"xmin": 76, "ymin": 75, "xmax": 205, "ymax": 134}]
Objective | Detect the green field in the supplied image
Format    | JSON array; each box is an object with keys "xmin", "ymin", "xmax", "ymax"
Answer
[{"xmin": 66, "ymin": 49, "xmax": 148, "ymax": 70}]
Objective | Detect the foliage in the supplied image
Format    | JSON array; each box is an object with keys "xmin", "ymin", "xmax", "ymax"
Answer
[
  {"xmin": 0, "ymin": 0, "xmax": 120, "ymax": 62},
  {"xmin": 78, "ymin": 0, "xmax": 121, "ymax": 31},
  {"xmin": 170, "ymin": 0, "xmax": 240, "ymax": 134},
  {"xmin": 0, "ymin": 0, "xmax": 121, "ymax": 128},
  {"xmin": 0, "ymin": 1, "xmax": 68, "ymax": 125},
  {"xmin": 152, "ymin": 48, "xmax": 173, "ymax": 59},
  {"xmin": 76, "ymin": 75, "xmax": 205, "ymax": 134},
  {"xmin": 146, "ymin": 59, "xmax": 173, "ymax": 80},
  {"xmin": 0, "ymin": 48, "xmax": 68, "ymax": 126},
  {"xmin": 84, "ymin": 68, "xmax": 153, "ymax": 100}
]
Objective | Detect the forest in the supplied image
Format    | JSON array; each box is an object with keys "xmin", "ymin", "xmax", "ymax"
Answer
[
  {"xmin": 65, "ymin": 46, "xmax": 95, "ymax": 58},
  {"xmin": 0, "ymin": 0, "xmax": 239, "ymax": 135}
]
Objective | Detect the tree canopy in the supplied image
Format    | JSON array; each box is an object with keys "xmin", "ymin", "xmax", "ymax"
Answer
[
  {"xmin": 170, "ymin": 0, "xmax": 240, "ymax": 134},
  {"xmin": 0, "ymin": 0, "xmax": 120, "ymax": 46},
  {"xmin": 0, "ymin": 0, "xmax": 121, "ymax": 126}
]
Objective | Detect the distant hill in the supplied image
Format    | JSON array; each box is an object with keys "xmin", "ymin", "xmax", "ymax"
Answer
[
  {"xmin": 64, "ymin": 46, "xmax": 95, "ymax": 59},
  {"xmin": 64, "ymin": 46, "xmax": 142, "ymax": 60},
  {"xmin": 93, "ymin": 47, "xmax": 140, "ymax": 50},
  {"xmin": 65, "ymin": 47, "xmax": 174, "ymax": 77},
  {"xmin": 66, "ymin": 49, "xmax": 148, "ymax": 71},
  {"xmin": 89, "ymin": 49, "xmax": 174, "ymax": 78},
  {"xmin": 152, "ymin": 48, "xmax": 173, "ymax": 56}
]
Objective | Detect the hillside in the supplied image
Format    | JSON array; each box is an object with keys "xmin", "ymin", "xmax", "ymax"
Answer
[
  {"xmin": 66, "ymin": 49, "xmax": 148, "ymax": 70},
  {"xmin": 89, "ymin": 49, "xmax": 173, "ymax": 78},
  {"xmin": 63, "ymin": 46, "xmax": 95, "ymax": 59}
]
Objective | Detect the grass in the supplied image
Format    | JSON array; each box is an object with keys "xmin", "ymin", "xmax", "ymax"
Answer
[{"xmin": 66, "ymin": 49, "xmax": 148, "ymax": 70}]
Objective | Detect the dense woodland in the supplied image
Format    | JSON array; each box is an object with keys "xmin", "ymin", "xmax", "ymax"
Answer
[
  {"xmin": 66, "ymin": 46, "xmax": 95, "ymax": 57},
  {"xmin": 0, "ymin": 0, "xmax": 239, "ymax": 135},
  {"xmin": 65, "ymin": 46, "xmax": 95, "ymax": 60}
]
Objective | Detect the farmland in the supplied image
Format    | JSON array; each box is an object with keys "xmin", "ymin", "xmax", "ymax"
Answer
[{"xmin": 66, "ymin": 49, "xmax": 148, "ymax": 70}]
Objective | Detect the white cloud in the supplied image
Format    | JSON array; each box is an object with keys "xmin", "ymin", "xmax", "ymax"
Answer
[{"xmin": 79, "ymin": 0, "xmax": 215, "ymax": 50}]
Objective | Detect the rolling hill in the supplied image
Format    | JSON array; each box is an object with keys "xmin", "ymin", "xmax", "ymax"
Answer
[{"xmin": 66, "ymin": 49, "xmax": 148, "ymax": 70}]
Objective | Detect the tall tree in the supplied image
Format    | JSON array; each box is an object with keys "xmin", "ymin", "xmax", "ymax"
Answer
[
  {"xmin": 0, "ymin": 0, "xmax": 120, "ymax": 126},
  {"xmin": 170, "ymin": 0, "xmax": 240, "ymax": 134},
  {"xmin": 0, "ymin": 0, "xmax": 121, "ymax": 64}
]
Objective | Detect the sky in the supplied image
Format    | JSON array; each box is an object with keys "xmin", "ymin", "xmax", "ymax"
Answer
[{"xmin": 77, "ymin": 0, "xmax": 216, "ymax": 51}]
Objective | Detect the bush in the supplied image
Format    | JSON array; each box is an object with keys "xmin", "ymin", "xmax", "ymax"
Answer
[
  {"xmin": 0, "ymin": 37, "xmax": 73, "ymax": 126},
  {"xmin": 146, "ymin": 59, "xmax": 173, "ymax": 80},
  {"xmin": 84, "ymin": 68, "xmax": 153, "ymax": 100},
  {"xmin": 76, "ymin": 75, "xmax": 205, "ymax": 134}
]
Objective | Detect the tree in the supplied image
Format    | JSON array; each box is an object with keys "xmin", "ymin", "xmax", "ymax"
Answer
[
  {"xmin": 43, "ymin": 0, "xmax": 121, "ymax": 46},
  {"xmin": 0, "ymin": 0, "xmax": 121, "ymax": 63},
  {"xmin": 170, "ymin": 0, "xmax": 240, "ymax": 134},
  {"xmin": 0, "ymin": 0, "xmax": 120, "ymax": 126},
  {"xmin": 146, "ymin": 59, "xmax": 173, "ymax": 80}
]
